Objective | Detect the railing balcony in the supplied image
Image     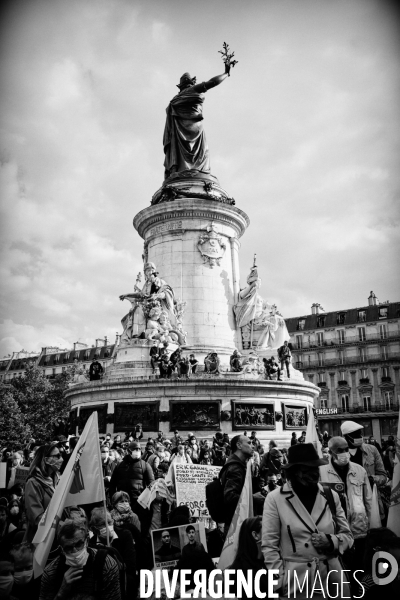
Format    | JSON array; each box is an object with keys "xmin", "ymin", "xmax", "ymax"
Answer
[
  {"xmin": 381, "ymin": 376, "xmax": 392, "ymax": 383},
  {"xmin": 324, "ymin": 401, "xmax": 399, "ymax": 415},
  {"xmin": 294, "ymin": 352, "xmax": 400, "ymax": 368},
  {"xmin": 292, "ymin": 329, "xmax": 400, "ymax": 349},
  {"xmin": 359, "ymin": 378, "xmax": 370, "ymax": 384}
]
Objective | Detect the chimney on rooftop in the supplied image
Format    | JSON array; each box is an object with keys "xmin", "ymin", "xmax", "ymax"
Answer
[
  {"xmin": 368, "ymin": 291, "xmax": 377, "ymax": 306},
  {"xmin": 311, "ymin": 303, "xmax": 320, "ymax": 315}
]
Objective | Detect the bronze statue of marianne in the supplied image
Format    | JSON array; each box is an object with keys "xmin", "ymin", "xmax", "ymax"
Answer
[{"xmin": 163, "ymin": 45, "xmax": 237, "ymax": 180}]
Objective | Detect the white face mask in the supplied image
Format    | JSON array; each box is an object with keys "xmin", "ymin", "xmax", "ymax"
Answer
[
  {"xmin": 116, "ymin": 502, "xmax": 130, "ymax": 513},
  {"xmin": 10, "ymin": 507, "xmax": 19, "ymax": 515},
  {"xmin": 0, "ymin": 574, "xmax": 14, "ymax": 596},
  {"xmin": 64, "ymin": 545, "xmax": 89, "ymax": 568},
  {"xmin": 99, "ymin": 525, "xmax": 114, "ymax": 538},
  {"xmin": 131, "ymin": 450, "xmax": 141, "ymax": 459},
  {"xmin": 14, "ymin": 570, "xmax": 33, "ymax": 586},
  {"xmin": 335, "ymin": 452, "xmax": 350, "ymax": 465}
]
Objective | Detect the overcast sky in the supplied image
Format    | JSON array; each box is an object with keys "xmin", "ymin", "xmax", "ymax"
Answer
[{"xmin": 0, "ymin": 0, "xmax": 399, "ymax": 357}]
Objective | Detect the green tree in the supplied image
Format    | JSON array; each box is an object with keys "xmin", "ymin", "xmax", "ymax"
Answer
[
  {"xmin": 9, "ymin": 364, "xmax": 70, "ymax": 443},
  {"xmin": 0, "ymin": 385, "xmax": 31, "ymax": 449}
]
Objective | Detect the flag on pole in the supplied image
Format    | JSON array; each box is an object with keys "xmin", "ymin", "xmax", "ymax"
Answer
[
  {"xmin": 387, "ymin": 412, "xmax": 400, "ymax": 535},
  {"xmin": 33, "ymin": 412, "xmax": 104, "ymax": 577},
  {"xmin": 306, "ymin": 408, "xmax": 323, "ymax": 458},
  {"xmin": 217, "ymin": 459, "xmax": 253, "ymax": 570}
]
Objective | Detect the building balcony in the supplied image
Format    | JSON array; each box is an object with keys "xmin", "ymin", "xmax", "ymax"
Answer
[
  {"xmin": 293, "ymin": 329, "xmax": 400, "ymax": 350},
  {"xmin": 359, "ymin": 378, "xmax": 370, "ymax": 384},
  {"xmin": 381, "ymin": 376, "xmax": 392, "ymax": 383},
  {"xmin": 322, "ymin": 401, "xmax": 399, "ymax": 416},
  {"xmin": 295, "ymin": 351, "xmax": 399, "ymax": 369}
]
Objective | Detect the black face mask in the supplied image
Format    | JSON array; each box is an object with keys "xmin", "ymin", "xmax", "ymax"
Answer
[
  {"xmin": 268, "ymin": 482, "xmax": 277, "ymax": 490},
  {"xmin": 295, "ymin": 468, "xmax": 320, "ymax": 487}
]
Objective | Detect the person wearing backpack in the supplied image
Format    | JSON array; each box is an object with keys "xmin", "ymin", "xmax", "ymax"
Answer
[
  {"xmin": 39, "ymin": 519, "xmax": 121, "ymax": 600},
  {"xmin": 109, "ymin": 442, "xmax": 154, "ymax": 533},
  {"xmin": 89, "ymin": 508, "xmax": 137, "ymax": 600}
]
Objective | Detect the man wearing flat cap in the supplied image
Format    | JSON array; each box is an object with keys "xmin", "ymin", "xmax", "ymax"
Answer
[{"xmin": 262, "ymin": 443, "xmax": 353, "ymax": 599}]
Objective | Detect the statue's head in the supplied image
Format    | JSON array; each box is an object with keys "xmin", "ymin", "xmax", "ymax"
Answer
[
  {"xmin": 177, "ymin": 72, "xmax": 196, "ymax": 90},
  {"xmin": 159, "ymin": 311, "xmax": 170, "ymax": 327},
  {"xmin": 144, "ymin": 262, "xmax": 157, "ymax": 279},
  {"xmin": 149, "ymin": 305, "xmax": 162, "ymax": 319}
]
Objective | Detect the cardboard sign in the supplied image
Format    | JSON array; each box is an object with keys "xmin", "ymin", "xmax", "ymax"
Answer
[
  {"xmin": 14, "ymin": 466, "xmax": 29, "ymax": 486},
  {"xmin": 174, "ymin": 463, "xmax": 221, "ymax": 519},
  {"xmin": 151, "ymin": 521, "xmax": 208, "ymax": 569},
  {"xmin": 0, "ymin": 463, "xmax": 7, "ymax": 489}
]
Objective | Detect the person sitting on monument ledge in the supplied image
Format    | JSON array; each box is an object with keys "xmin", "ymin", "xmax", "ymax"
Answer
[
  {"xmin": 263, "ymin": 356, "xmax": 282, "ymax": 381},
  {"xmin": 230, "ymin": 349, "xmax": 243, "ymax": 372},
  {"xmin": 204, "ymin": 352, "xmax": 220, "ymax": 374},
  {"xmin": 188, "ymin": 353, "xmax": 198, "ymax": 375},
  {"xmin": 149, "ymin": 342, "xmax": 160, "ymax": 373}
]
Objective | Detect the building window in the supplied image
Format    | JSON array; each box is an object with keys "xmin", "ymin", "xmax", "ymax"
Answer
[
  {"xmin": 358, "ymin": 310, "xmax": 367, "ymax": 322},
  {"xmin": 383, "ymin": 391, "xmax": 393, "ymax": 409},
  {"xmin": 317, "ymin": 332, "xmax": 324, "ymax": 346},
  {"xmin": 381, "ymin": 346, "xmax": 388, "ymax": 360},
  {"xmin": 379, "ymin": 324, "xmax": 387, "ymax": 339},
  {"xmin": 336, "ymin": 312, "xmax": 346, "ymax": 325},
  {"xmin": 338, "ymin": 350, "xmax": 345, "ymax": 364},
  {"xmin": 318, "ymin": 372, "xmax": 325, "ymax": 383},
  {"xmin": 318, "ymin": 353, "xmax": 324, "ymax": 367},
  {"xmin": 382, "ymin": 366, "xmax": 389, "ymax": 378},
  {"xmin": 363, "ymin": 396, "xmax": 371, "ymax": 411},
  {"xmin": 361, "ymin": 369, "xmax": 368, "ymax": 379},
  {"xmin": 358, "ymin": 327, "xmax": 366, "ymax": 342},
  {"xmin": 338, "ymin": 330, "xmax": 345, "ymax": 344},
  {"xmin": 341, "ymin": 395, "xmax": 349, "ymax": 411},
  {"xmin": 296, "ymin": 335, "xmax": 303, "ymax": 349},
  {"xmin": 320, "ymin": 398, "xmax": 327, "ymax": 409},
  {"xmin": 379, "ymin": 307, "xmax": 388, "ymax": 319},
  {"xmin": 317, "ymin": 315, "xmax": 326, "ymax": 328},
  {"xmin": 297, "ymin": 319, "xmax": 305, "ymax": 330},
  {"xmin": 306, "ymin": 355, "xmax": 311, "ymax": 365},
  {"xmin": 358, "ymin": 347, "xmax": 366, "ymax": 362}
]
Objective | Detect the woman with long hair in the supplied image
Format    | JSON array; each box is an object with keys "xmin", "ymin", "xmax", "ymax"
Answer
[
  {"xmin": 228, "ymin": 516, "xmax": 268, "ymax": 599},
  {"xmin": 24, "ymin": 443, "xmax": 62, "ymax": 542}
]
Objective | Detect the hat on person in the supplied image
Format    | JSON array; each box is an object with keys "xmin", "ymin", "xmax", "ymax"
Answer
[
  {"xmin": 270, "ymin": 448, "xmax": 283, "ymax": 458},
  {"xmin": 340, "ymin": 421, "xmax": 364, "ymax": 436},
  {"xmin": 282, "ymin": 443, "xmax": 328, "ymax": 468},
  {"xmin": 129, "ymin": 441, "xmax": 141, "ymax": 451}
]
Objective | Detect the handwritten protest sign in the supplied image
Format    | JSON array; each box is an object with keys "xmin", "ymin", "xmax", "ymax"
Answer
[
  {"xmin": 14, "ymin": 467, "xmax": 29, "ymax": 486},
  {"xmin": 175, "ymin": 463, "xmax": 221, "ymax": 519}
]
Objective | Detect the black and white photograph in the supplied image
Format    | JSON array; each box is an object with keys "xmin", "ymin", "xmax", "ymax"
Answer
[{"xmin": 0, "ymin": 1, "xmax": 399, "ymax": 598}]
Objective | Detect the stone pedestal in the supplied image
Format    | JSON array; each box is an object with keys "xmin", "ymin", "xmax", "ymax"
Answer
[{"xmin": 133, "ymin": 199, "xmax": 249, "ymax": 363}]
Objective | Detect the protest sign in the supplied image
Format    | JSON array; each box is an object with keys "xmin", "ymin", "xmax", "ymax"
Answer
[
  {"xmin": 0, "ymin": 463, "xmax": 6, "ymax": 489},
  {"xmin": 175, "ymin": 463, "xmax": 221, "ymax": 519},
  {"xmin": 14, "ymin": 466, "xmax": 30, "ymax": 486},
  {"xmin": 151, "ymin": 521, "xmax": 208, "ymax": 569}
]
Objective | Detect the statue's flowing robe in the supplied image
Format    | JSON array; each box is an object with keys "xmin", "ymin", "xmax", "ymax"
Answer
[
  {"xmin": 257, "ymin": 315, "xmax": 290, "ymax": 350},
  {"xmin": 234, "ymin": 284, "xmax": 261, "ymax": 329},
  {"xmin": 163, "ymin": 84, "xmax": 210, "ymax": 177}
]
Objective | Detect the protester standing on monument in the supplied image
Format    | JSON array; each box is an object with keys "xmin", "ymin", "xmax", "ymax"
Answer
[
  {"xmin": 89, "ymin": 357, "xmax": 103, "ymax": 381},
  {"xmin": 277, "ymin": 340, "xmax": 291, "ymax": 378}
]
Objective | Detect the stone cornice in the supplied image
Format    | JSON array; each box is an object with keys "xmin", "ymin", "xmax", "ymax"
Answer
[{"xmin": 133, "ymin": 199, "xmax": 250, "ymax": 240}]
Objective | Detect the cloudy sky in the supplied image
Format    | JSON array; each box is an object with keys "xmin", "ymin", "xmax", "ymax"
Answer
[{"xmin": 0, "ymin": 0, "xmax": 399, "ymax": 356}]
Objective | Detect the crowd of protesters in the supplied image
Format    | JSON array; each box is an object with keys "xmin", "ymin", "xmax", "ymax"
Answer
[{"xmin": 0, "ymin": 418, "xmax": 399, "ymax": 600}]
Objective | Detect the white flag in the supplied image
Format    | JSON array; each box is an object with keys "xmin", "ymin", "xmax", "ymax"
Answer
[
  {"xmin": 387, "ymin": 412, "xmax": 400, "ymax": 536},
  {"xmin": 33, "ymin": 412, "xmax": 104, "ymax": 577},
  {"xmin": 217, "ymin": 459, "xmax": 253, "ymax": 570},
  {"xmin": 306, "ymin": 409, "xmax": 323, "ymax": 458}
]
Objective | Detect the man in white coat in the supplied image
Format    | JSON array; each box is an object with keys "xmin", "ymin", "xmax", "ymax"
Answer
[{"xmin": 262, "ymin": 443, "xmax": 353, "ymax": 600}]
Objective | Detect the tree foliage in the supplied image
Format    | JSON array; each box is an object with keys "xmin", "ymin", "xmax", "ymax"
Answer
[
  {"xmin": 0, "ymin": 365, "xmax": 70, "ymax": 447},
  {"xmin": 0, "ymin": 386, "xmax": 32, "ymax": 449}
]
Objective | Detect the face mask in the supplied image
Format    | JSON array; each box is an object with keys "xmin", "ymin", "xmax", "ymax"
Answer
[
  {"xmin": 349, "ymin": 437, "xmax": 363, "ymax": 447},
  {"xmin": 335, "ymin": 452, "xmax": 350, "ymax": 466},
  {"xmin": 14, "ymin": 570, "xmax": 33, "ymax": 586},
  {"xmin": 131, "ymin": 451, "xmax": 141, "ymax": 459},
  {"xmin": 99, "ymin": 525, "xmax": 114, "ymax": 538},
  {"xmin": 0, "ymin": 575, "xmax": 14, "ymax": 596},
  {"xmin": 116, "ymin": 502, "xmax": 130, "ymax": 513},
  {"xmin": 10, "ymin": 507, "xmax": 19, "ymax": 515},
  {"xmin": 65, "ymin": 545, "xmax": 89, "ymax": 568},
  {"xmin": 297, "ymin": 469, "xmax": 320, "ymax": 486}
]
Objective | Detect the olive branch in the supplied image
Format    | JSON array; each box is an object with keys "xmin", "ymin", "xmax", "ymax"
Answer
[{"xmin": 218, "ymin": 42, "xmax": 238, "ymax": 74}]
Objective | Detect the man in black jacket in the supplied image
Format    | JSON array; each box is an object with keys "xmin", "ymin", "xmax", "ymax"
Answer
[
  {"xmin": 109, "ymin": 442, "xmax": 154, "ymax": 532},
  {"xmin": 89, "ymin": 357, "xmax": 104, "ymax": 381},
  {"xmin": 221, "ymin": 434, "xmax": 254, "ymax": 534}
]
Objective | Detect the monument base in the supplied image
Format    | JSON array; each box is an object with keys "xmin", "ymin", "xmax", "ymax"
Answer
[{"xmin": 66, "ymin": 376, "xmax": 319, "ymax": 448}]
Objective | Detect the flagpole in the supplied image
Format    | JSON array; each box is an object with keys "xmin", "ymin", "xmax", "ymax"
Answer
[{"xmin": 94, "ymin": 412, "xmax": 110, "ymax": 547}]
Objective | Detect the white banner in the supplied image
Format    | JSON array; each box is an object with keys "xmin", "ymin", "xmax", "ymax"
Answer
[{"xmin": 175, "ymin": 463, "xmax": 221, "ymax": 519}]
